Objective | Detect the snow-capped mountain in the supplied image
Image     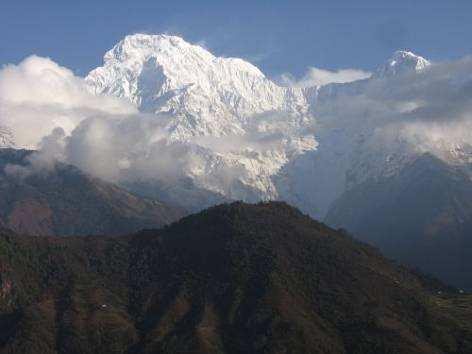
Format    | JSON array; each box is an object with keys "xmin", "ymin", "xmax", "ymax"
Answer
[
  {"xmin": 86, "ymin": 34, "xmax": 316, "ymax": 209},
  {"xmin": 374, "ymin": 50, "xmax": 430, "ymax": 77},
  {"xmin": 86, "ymin": 34, "xmax": 308, "ymax": 140},
  {"xmin": 85, "ymin": 35, "xmax": 470, "ymax": 216}
]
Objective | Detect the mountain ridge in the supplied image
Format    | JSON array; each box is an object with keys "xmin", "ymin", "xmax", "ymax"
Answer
[{"xmin": 0, "ymin": 201, "xmax": 471, "ymax": 353}]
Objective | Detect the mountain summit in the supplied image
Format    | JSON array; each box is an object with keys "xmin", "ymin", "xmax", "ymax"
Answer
[
  {"xmin": 375, "ymin": 50, "xmax": 431, "ymax": 77},
  {"xmin": 86, "ymin": 33, "xmax": 307, "ymax": 140}
]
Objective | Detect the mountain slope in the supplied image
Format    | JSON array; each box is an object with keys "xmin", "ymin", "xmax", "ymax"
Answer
[
  {"xmin": 0, "ymin": 148, "xmax": 184, "ymax": 236},
  {"xmin": 0, "ymin": 202, "xmax": 471, "ymax": 353},
  {"xmin": 326, "ymin": 153, "xmax": 472, "ymax": 289}
]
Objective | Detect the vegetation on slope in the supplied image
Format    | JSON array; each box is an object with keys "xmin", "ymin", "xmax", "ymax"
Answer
[{"xmin": 0, "ymin": 202, "xmax": 471, "ymax": 353}]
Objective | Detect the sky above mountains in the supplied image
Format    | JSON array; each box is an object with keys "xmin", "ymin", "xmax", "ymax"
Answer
[{"xmin": 1, "ymin": 0, "xmax": 471, "ymax": 78}]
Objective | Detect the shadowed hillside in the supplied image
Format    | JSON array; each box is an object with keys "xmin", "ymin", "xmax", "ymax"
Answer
[
  {"xmin": 0, "ymin": 202, "xmax": 471, "ymax": 353},
  {"xmin": 0, "ymin": 149, "xmax": 184, "ymax": 236},
  {"xmin": 326, "ymin": 153, "xmax": 472, "ymax": 290}
]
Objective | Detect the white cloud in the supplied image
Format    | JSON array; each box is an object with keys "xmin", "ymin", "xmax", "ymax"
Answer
[
  {"xmin": 0, "ymin": 55, "xmax": 136, "ymax": 149},
  {"xmin": 279, "ymin": 67, "xmax": 371, "ymax": 88},
  {"xmin": 310, "ymin": 55, "xmax": 472, "ymax": 176}
]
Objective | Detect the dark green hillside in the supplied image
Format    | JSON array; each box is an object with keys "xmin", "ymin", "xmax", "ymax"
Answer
[{"xmin": 0, "ymin": 202, "xmax": 471, "ymax": 353}]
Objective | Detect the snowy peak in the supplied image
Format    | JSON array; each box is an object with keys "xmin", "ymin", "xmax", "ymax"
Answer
[
  {"xmin": 104, "ymin": 34, "xmax": 209, "ymax": 61},
  {"xmin": 103, "ymin": 33, "xmax": 264, "ymax": 75},
  {"xmin": 99, "ymin": 33, "xmax": 266, "ymax": 81},
  {"xmin": 375, "ymin": 50, "xmax": 431, "ymax": 77},
  {"xmin": 85, "ymin": 33, "xmax": 314, "ymax": 205},
  {"xmin": 86, "ymin": 33, "xmax": 307, "ymax": 139}
]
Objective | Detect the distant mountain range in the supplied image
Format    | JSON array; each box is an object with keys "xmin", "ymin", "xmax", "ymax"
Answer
[
  {"xmin": 0, "ymin": 202, "xmax": 470, "ymax": 354},
  {"xmin": 0, "ymin": 148, "xmax": 184, "ymax": 236}
]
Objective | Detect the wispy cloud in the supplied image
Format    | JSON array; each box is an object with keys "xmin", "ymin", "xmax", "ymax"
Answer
[{"xmin": 278, "ymin": 67, "xmax": 371, "ymax": 87}]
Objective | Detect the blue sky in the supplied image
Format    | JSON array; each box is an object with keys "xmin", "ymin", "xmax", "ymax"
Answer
[{"xmin": 1, "ymin": 0, "xmax": 471, "ymax": 77}]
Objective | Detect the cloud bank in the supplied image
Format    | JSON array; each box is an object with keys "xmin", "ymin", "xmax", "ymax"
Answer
[
  {"xmin": 279, "ymin": 67, "xmax": 371, "ymax": 87},
  {"xmin": 314, "ymin": 56, "xmax": 472, "ymax": 154},
  {"xmin": 0, "ymin": 55, "xmax": 136, "ymax": 149}
]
